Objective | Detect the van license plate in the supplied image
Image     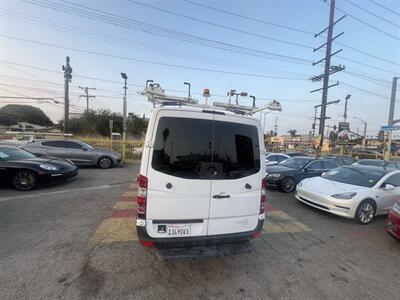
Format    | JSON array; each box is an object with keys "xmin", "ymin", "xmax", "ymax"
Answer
[{"xmin": 167, "ymin": 224, "xmax": 191, "ymax": 236}]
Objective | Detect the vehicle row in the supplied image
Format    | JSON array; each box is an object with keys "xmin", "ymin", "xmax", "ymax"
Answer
[{"xmin": 0, "ymin": 139, "xmax": 122, "ymax": 191}]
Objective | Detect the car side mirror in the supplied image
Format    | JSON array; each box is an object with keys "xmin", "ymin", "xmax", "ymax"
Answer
[
  {"xmin": 304, "ymin": 167, "xmax": 312, "ymax": 172},
  {"xmin": 82, "ymin": 147, "xmax": 88, "ymax": 151},
  {"xmin": 321, "ymin": 172, "xmax": 327, "ymax": 177},
  {"xmin": 382, "ymin": 183, "xmax": 396, "ymax": 190}
]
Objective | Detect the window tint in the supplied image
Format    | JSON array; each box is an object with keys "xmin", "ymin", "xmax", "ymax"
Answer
[
  {"xmin": 213, "ymin": 119, "xmax": 260, "ymax": 179},
  {"xmin": 276, "ymin": 155, "xmax": 287, "ymax": 162},
  {"xmin": 266, "ymin": 155, "xmax": 277, "ymax": 161},
  {"xmin": 385, "ymin": 173, "xmax": 400, "ymax": 187},
  {"xmin": 322, "ymin": 160, "xmax": 338, "ymax": 169},
  {"xmin": 152, "ymin": 117, "xmax": 213, "ymax": 179},
  {"xmin": 386, "ymin": 162, "xmax": 398, "ymax": 169},
  {"xmin": 151, "ymin": 117, "xmax": 260, "ymax": 179},
  {"xmin": 307, "ymin": 161, "xmax": 324, "ymax": 170},
  {"xmin": 42, "ymin": 141, "xmax": 82, "ymax": 149},
  {"xmin": 323, "ymin": 167, "xmax": 386, "ymax": 187}
]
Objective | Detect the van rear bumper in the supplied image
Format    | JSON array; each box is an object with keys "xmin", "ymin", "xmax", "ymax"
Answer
[{"xmin": 136, "ymin": 219, "xmax": 264, "ymax": 249}]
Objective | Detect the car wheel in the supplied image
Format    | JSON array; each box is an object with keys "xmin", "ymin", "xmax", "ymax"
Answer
[
  {"xmin": 12, "ymin": 170, "xmax": 37, "ymax": 191},
  {"xmin": 281, "ymin": 177, "xmax": 295, "ymax": 193},
  {"xmin": 98, "ymin": 157, "xmax": 113, "ymax": 169},
  {"xmin": 355, "ymin": 199, "xmax": 376, "ymax": 224}
]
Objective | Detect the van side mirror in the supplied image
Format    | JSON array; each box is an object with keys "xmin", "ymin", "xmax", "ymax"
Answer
[{"xmin": 382, "ymin": 183, "xmax": 396, "ymax": 190}]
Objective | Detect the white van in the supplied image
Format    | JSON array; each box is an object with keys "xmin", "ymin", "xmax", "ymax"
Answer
[{"xmin": 136, "ymin": 86, "xmax": 266, "ymax": 260}]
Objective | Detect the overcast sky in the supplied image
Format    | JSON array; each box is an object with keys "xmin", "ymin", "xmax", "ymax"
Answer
[{"xmin": 0, "ymin": 0, "xmax": 399, "ymax": 136}]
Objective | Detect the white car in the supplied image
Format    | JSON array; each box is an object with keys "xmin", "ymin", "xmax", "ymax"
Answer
[
  {"xmin": 265, "ymin": 152, "xmax": 304, "ymax": 166},
  {"xmin": 136, "ymin": 85, "xmax": 265, "ymax": 260},
  {"xmin": 295, "ymin": 165, "xmax": 400, "ymax": 224}
]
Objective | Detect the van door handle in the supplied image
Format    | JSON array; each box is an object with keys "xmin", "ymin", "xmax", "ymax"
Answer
[{"xmin": 213, "ymin": 193, "xmax": 230, "ymax": 199}]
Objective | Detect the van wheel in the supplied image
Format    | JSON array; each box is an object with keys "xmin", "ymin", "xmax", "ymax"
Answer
[
  {"xmin": 281, "ymin": 177, "xmax": 295, "ymax": 193},
  {"xmin": 98, "ymin": 157, "xmax": 113, "ymax": 169},
  {"xmin": 355, "ymin": 199, "xmax": 376, "ymax": 224},
  {"xmin": 13, "ymin": 170, "xmax": 37, "ymax": 191}
]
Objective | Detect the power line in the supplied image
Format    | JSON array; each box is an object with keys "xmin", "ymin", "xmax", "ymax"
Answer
[
  {"xmin": 0, "ymin": 34, "xmax": 311, "ymax": 81},
  {"xmin": 128, "ymin": 0, "xmax": 313, "ymax": 49},
  {"xmin": 344, "ymin": 0, "xmax": 400, "ymax": 28},
  {"xmin": 368, "ymin": 0, "xmax": 400, "ymax": 17},
  {"xmin": 0, "ymin": 9, "xmax": 312, "ymax": 76},
  {"xmin": 183, "ymin": 0, "xmax": 315, "ymax": 35},
  {"xmin": 22, "ymin": 0, "xmax": 311, "ymax": 65},
  {"xmin": 321, "ymin": 0, "xmax": 400, "ymax": 40}
]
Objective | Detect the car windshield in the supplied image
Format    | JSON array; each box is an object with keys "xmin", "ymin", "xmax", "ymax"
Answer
[
  {"xmin": 356, "ymin": 160, "xmax": 383, "ymax": 166},
  {"xmin": 0, "ymin": 148, "xmax": 36, "ymax": 161},
  {"xmin": 322, "ymin": 166, "xmax": 386, "ymax": 187},
  {"xmin": 279, "ymin": 157, "xmax": 312, "ymax": 169}
]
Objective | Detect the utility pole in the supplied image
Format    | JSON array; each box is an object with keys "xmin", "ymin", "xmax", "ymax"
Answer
[
  {"xmin": 121, "ymin": 73, "xmax": 128, "ymax": 161},
  {"xmin": 385, "ymin": 76, "xmax": 399, "ymax": 159},
  {"xmin": 274, "ymin": 116, "xmax": 278, "ymax": 135},
  {"xmin": 62, "ymin": 56, "xmax": 72, "ymax": 133},
  {"xmin": 310, "ymin": 0, "xmax": 345, "ymax": 151},
  {"xmin": 312, "ymin": 100, "xmax": 340, "ymax": 138},
  {"xmin": 79, "ymin": 86, "xmax": 96, "ymax": 113}
]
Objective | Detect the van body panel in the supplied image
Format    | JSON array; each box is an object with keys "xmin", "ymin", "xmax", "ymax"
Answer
[
  {"xmin": 138, "ymin": 106, "xmax": 265, "ymax": 241},
  {"xmin": 145, "ymin": 108, "xmax": 214, "ymax": 238},
  {"xmin": 208, "ymin": 113, "xmax": 263, "ymax": 235}
]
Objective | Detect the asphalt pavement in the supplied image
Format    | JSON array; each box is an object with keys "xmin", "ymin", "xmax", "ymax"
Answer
[{"xmin": 1, "ymin": 163, "xmax": 399, "ymax": 300}]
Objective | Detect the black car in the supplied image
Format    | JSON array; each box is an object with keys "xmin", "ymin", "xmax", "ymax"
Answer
[
  {"xmin": 0, "ymin": 145, "xmax": 78, "ymax": 191},
  {"xmin": 323, "ymin": 155, "xmax": 355, "ymax": 166},
  {"xmin": 353, "ymin": 159, "xmax": 400, "ymax": 169},
  {"xmin": 265, "ymin": 156, "xmax": 339, "ymax": 192}
]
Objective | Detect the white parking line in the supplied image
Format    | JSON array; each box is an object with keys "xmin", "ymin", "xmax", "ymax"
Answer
[{"xmin": 0, "ymin": 183, "xmax": 126, "ymax": 203}]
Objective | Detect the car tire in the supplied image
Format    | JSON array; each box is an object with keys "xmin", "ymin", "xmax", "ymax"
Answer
[
  {"xmin": 354, "ymin": 199, "xmax": 376, "ymax": 225},
  {"xmin": 280, "ymin": 177, "xmax": 295, "ymax": 193},
  {"xmin": 12, "ymin": 170, "xmax": 37, "ymax": 191},
  {"xmin": 98, "ymin": 157, "xmax": 113, "ymax": 169}
]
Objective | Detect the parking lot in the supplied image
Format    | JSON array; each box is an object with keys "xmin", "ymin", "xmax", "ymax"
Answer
[{"xmin": 1, "ymin": 163, "xmax": 399, "ymax": 300}]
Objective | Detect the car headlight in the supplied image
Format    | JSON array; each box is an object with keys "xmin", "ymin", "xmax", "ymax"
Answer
[
  {"xmin": 40, "ymin": 164, "xmax": 59, "ymax": 171},
  {"xmin": 267, "ymin": 173, "xmax": 281, "ymax": 179},
  {"xmin": 392, "ymin": 202, "xmax": 400, "ymax": 214},
  {"xmin": 297, "ymin": 180, "xmax": 303, "ymax": 187},
  {"xmin": 331, "ymin": 192, "xmax": 357, "ymax": 199}
]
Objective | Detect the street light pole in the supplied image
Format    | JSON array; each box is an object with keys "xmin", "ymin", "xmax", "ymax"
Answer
[
  {"xmin": 353, "ymin": 117, "xmax": 367, "ymax": 148},
  {"xmin": 343, "ymin": 94, "xmax": 351, "ymax": 122},
  {"xmin": 121, "ymin": 73, "xmax": 128, "ymax": 161}
]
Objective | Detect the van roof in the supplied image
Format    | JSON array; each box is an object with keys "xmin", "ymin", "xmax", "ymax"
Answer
[{"xmin": 153, "ymin": 105, "xmax": 258, "ymax": 122}]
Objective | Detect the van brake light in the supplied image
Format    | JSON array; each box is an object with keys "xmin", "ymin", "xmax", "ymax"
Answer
[
  {"xmin": 137, "ymin": 174, "xmax": 148, "ymax": 219},
  {"xmin": 260, "ymin": 177, "xmax": 266, "ymax": 214}
]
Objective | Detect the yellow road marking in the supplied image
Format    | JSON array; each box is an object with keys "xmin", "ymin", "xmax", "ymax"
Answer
[
  {"xmin": 264, "ymin": 210, "xmax": 311, "ymax": 234},
  {"xmin": 90, "ymin": 218, "xmax": 137, "ymax": 245},
  {"xmin": 113, "ymin": 201, "xmax": 136, "ymax": 210},
  {"xmin": 123, "ymin": 191, "xmax": 137, "ymax": 197}
]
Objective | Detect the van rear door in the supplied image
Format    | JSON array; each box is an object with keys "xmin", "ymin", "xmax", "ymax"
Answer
[
  {"xmin": 145, "ymin": 110, "xmax": 213, "ymax": 238},
  {"xmin": 208, "ymin": 115, "xmax": 262, "ymax": 235}
]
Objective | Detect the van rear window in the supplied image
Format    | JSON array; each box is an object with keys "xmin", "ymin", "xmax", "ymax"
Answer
[{"xmin": 151, "ymin": 117, "xmax": 260, "ymax": 179}]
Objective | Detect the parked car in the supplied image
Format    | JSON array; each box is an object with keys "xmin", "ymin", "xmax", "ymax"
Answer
[
  {"xmin": 265, "ymin": 152, "xmax": 305, "ymax": 166},
  {"xmin": 387, "ymin": 200, "xmax": 400, "ymax": 240},
  {"xmin": 296, "ymin": 165, "xmax": 400, "ymax": 224},
  {"xmin": 352, "ymin": 159, "xmax": 400, "ymax": 170},
  {"xmin": 323, "ymin": 155, "xmax": 355, "ymax": 166},
  {"xmin": 0, "ymin": 145, "xmax": 78, "ymax": 191},
  {"xmin": 136, "ymin": 105, "xmax": 265, "ymax": 260},
  {"xmin": 265, "ymin": 157, "xmax": 339, "ymax": 192},
  {"xmin": 22, "ymin": 139, "xmax": 122, "ymax": 169}
]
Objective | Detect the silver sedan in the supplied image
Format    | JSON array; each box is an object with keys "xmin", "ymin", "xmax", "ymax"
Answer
[
  {"xmin": 295, "ymin": 165, "xmax": 400, "ymax": 224},
  {"xmin": 22, "ymin": 139, "xmax": 122, "ymax": 169}
]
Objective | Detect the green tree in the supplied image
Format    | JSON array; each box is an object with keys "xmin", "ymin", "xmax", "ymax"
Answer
[
  {"xmin": 287, "ymin": 129, "xmax": 297, "ymax": 141},
  {"xmin": 0, "ymin": 105, "xmax": 53, "ymax": 126}
]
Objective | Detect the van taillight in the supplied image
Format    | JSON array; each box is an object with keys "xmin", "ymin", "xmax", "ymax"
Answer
[
  {"xmin": 260, "ymin": 177, "xmax": 266, "ymax": 214},
  {"xmin": 137, "ymin": 174, "xmax": 148, "ymax": 219}
]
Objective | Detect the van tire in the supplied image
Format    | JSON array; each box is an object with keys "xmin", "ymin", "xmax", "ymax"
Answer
[
  {"xmin": 280, "ymin": 177, "xmax": 295, "ymax": 193},
  {"xmin": 97, "ymin": 157, "xmax": 113, "ymax": 169}
]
